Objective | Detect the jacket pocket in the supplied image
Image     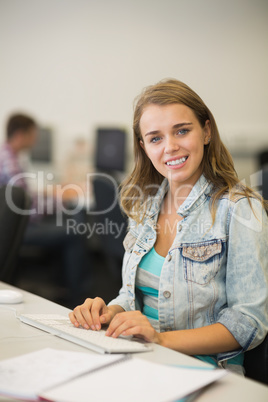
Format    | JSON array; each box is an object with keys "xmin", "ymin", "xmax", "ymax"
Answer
[{"xmin": 183, "ymin": 241, "xmax": 222, "ymax": 285}]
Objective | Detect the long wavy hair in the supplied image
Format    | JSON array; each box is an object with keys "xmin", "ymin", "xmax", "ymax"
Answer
[{"xmin": 120, "ymin": 79, "xmax": 265, "ymax": 223}]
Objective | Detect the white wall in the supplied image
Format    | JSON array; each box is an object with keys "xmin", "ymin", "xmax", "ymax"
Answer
[{"xmin": 0, "ymin": 0, "xmax": 267, "ymax": 180}]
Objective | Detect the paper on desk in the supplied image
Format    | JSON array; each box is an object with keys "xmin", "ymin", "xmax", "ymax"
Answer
[
  {"xmin": 0, "ymin": 348, "xmax": 124, "ymax": 401},
  {"xmin": 40, "ymin": 356, "xmax": 227, "ymax": 402}
]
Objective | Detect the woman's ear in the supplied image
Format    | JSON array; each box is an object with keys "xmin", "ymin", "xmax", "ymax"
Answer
[
  {"xmin": 204, "ymin": 120, "xmax": 211, "ymax": 145},
  {"xmin": 140, "ymin": 139, "xmax": 149, "ymax": 158}
]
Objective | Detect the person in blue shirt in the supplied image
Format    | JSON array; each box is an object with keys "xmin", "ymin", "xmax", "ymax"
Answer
[
  {"xmin": 0, "ymin": 113, "xmax": 91, "ymax": 306},
  {"xmin": 69, "ymin": 79, "xmax": 268, "ymax": 373}
]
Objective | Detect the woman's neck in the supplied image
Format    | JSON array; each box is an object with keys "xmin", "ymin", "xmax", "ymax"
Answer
[{"xmin": 166, "ymin": 182, "xmax": 193, "ymax": 211}]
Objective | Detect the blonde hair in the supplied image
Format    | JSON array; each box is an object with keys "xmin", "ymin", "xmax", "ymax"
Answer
[{"xmin": 120, "ymin": 79, "xmax": 265, "ymax": 223}]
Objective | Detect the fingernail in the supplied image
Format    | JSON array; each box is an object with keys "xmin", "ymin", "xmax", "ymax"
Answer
[
  {"xmin": 84, "ymin": 324, "xmax": 89, "ymax": 329},
  {"xmin": 105, "ymin": 330, "xmax": 110, "ymax": 336},
  {"xmin": 95, "ymin": 324, "xmax": 100, "ymax": 330},
  {"xmin": 91, "ymin": 325, "xmax": 95, "ymax": 330}
]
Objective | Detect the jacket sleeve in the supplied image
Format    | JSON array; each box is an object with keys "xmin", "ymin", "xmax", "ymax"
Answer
[
  {"xmin": 217, "ymin": 197, "xmax": 268, "ymax": 351},
  {"xmin": 108, "ymin": 230, "xmax": 137, "ymax": 312},
  {"xmin": 107, "ymin": 254, "xmax": 132, "ymax": 311}
]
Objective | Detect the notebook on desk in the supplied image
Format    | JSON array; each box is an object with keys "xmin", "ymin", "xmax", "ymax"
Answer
[
  {"xmin": 19, "ymin": 313, "xmax": 153, "ymax": 354},
  {"xmin": 0, "ymin": 348, "xmax": 226, "ymax": 402}
]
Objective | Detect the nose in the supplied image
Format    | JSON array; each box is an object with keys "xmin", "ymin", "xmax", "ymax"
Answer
[{"xmin": 164, "ymin": 135, "xmax": 180, "ymax": 154}]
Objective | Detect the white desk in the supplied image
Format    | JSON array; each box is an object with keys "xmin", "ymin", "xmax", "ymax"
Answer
[{"xmin": 0, "ymin": 281, "xmax": 267, "ymax": 401}]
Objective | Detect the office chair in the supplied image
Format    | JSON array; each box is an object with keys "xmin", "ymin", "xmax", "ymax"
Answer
[
  {"xmin": 92, "ymin": 175, "xmax": 127, "ymax": 280},
  {"xmin": 0, "ymin": 185, "xmax": 30, "ymax": 284},
  {"xmin": 244, "ymin": 334, "xmax": 268, "ymax": 384}
]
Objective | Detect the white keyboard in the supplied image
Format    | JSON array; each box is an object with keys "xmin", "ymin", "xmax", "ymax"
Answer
[{"xmin": 19, "ymin": 314, "xmax": 152, "ymax": 354}]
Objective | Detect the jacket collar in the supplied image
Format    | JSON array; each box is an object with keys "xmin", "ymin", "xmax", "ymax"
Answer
[{"xmin": 145, "ymin": 174, "xmax": 212, "ymax": 222}]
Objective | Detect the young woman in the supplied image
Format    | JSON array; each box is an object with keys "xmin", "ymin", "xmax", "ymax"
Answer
[{"xmin": 70, "ymin": 79, "xmax": 268, "ymax": 373}]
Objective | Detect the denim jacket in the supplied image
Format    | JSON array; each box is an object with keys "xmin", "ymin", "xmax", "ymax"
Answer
[{"xmin": 109, "ymin": 175, "xmax": 268, "ymax": 363}]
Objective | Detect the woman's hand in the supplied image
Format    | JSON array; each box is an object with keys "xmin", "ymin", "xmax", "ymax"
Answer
[
  {"xmin": 69, "ymin": 297, "xmax": 124, "ymax": 330},
  {"xmin": 106, "ymin": 310, "xmax": 161, "ymax": 344}
]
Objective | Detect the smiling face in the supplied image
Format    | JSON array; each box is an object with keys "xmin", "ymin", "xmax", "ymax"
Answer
[{"xmin": 139, "ymin": 103, "xmax": 211, "ymax": 191}]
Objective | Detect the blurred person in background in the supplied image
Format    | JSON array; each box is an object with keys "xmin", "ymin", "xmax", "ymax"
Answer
[{"xmin": 0, "ymin": 113, "xmax": 91, "ymax": 306}]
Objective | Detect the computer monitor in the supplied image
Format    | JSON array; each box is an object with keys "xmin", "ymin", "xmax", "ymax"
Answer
[
  {"xmin": 95, "ymin": 128, "xmax": 126, "ymax": 172},
  {"xmin": 30, "ymin": 127, "xmax": 53, "ymax": 163}
]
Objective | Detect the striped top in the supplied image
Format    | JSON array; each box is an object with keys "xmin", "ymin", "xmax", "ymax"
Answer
[{"xmin": 135, "ymin": 247, "xmax": 165, "ymax": 330}]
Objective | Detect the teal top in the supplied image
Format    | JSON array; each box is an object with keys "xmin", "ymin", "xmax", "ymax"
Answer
[
  {"xmin": 195, "ymin": 353, "xmax": 244, "ymax": 367},
  {"xmin": 136, "ymin": 247, "xmax": 165, "ymax": 325}
]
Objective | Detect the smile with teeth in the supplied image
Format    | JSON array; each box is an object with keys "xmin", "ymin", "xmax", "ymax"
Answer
[{"xmin": 166, "ymin": 156, "xmax": 188, "ymax": 166}]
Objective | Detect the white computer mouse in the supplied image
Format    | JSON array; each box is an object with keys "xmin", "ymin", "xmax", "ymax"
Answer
[{"xmin": 0, "ymin": 289, "xmax": 24, "ymax": 304}]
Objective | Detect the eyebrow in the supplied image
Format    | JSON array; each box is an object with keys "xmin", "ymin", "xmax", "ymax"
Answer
[{"xmin": 144, "ymin": 122, "xmax": 193, "ymax": 137}]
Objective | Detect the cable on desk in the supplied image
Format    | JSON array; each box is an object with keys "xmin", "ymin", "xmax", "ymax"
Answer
[
  {"xmin": 0, "ymin": 305, "xmax": 18, "ymax": 314},
  {"xmin": 0, "ymin": 306, "xmax": 58, "ymax": 341}
]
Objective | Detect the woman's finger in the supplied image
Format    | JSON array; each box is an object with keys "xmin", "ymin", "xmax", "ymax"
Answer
[
  {"xmin": 106, "ymin": 311, "xmax": 144, "ymax": 337},
  {"xmin": 90, "ymin": 297, "xmax": 107, "ymax": 330},
  {"xmin": 70, "ymin": 298, "xmax": 94, "ymax": 329}
]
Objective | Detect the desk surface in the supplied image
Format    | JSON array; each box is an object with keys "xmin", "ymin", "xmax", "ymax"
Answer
[{"xmin": 0, "ymin": 281, "xmax": 267, "ymax": 401}]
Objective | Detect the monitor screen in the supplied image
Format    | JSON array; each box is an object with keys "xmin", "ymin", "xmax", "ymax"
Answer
[
  {"xmin": 30, "ymin": 127, "xmax": 53, "ymax": 163},
  {"xmin": 95, "ymin": 128, "xmax": 126, "ymax": 172}
]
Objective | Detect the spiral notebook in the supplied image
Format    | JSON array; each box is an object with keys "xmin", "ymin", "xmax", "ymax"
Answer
[{"xmin": 0, "ymin": 348, "xmax": 226, "ymax": 402}]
